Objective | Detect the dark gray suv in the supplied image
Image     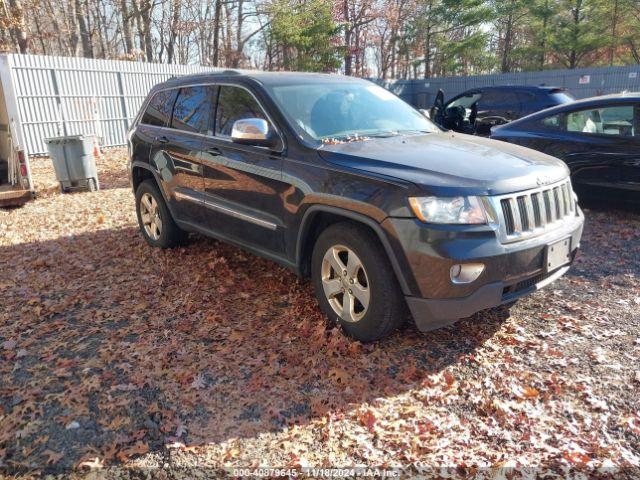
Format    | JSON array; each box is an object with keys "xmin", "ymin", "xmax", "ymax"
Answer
[{"xmin": 127, "ymin": 71, "xmax": 584, "ymax": 342}]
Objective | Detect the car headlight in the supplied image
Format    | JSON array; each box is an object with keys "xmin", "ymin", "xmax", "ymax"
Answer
[{"xmin": 408, "ymin": 196, "xmax": 488, "ymax": 224}]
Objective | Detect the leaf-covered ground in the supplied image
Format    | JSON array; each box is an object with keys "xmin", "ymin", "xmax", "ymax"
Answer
[{"xmin": 0, "ymin": 149, "xmax": 639, "ymax": 478}]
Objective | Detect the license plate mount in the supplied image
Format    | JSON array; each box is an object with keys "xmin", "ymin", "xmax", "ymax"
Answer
[{"xmin": 545, "ymin": 237, "xmax": 571, "ymax": 272}]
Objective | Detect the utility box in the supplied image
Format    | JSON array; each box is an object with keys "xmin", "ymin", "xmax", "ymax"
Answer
[{"xmin": 44, "ymin": 135, "xmax": 100, "ymax": 192}]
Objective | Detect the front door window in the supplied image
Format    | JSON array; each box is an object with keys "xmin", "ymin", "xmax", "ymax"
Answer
[{"xmin": 566, "ymin": 105, "xmax": 635, "ymax": 137}]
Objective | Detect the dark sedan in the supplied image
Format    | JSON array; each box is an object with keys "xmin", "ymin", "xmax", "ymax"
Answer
[{"xmin": 491, "ymin": 93, "xmax": 640, "ymax": 205}]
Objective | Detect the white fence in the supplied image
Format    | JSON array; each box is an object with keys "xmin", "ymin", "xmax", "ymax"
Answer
[{"xmin": 2, "ymin": 54, "xmax": 219, "ymax": 156}]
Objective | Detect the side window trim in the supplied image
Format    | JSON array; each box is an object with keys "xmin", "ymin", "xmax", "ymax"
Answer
[
  {"xmin": 209, "ymin": 85, "xmax": 220, "ymax": 135},
  {"xmin": 144, "ymin": 81, "xmax": 285, "ymax": 152},
  {"xmin": 167, "ymin": 87, "xmax": 180, "ymax": 128}
]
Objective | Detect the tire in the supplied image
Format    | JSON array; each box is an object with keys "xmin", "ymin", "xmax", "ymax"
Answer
[
  {"xmin": 135, "ymin": 179, "xmax": 186, "ymax": 248},
  {"xmin": 311, "ymin": 222, "xmax": 406, "ymax": 342}
]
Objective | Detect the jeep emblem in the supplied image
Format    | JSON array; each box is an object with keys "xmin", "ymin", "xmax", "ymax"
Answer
[{"xmin": 536, "ymin": 175, "xmax": 552, "ymax": 186}]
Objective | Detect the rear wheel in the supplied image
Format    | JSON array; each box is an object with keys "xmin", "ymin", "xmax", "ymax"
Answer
[
  {"xmin": 311, "ymin": 222, "xmax": 406, "ymax": 342},
  {"xmin": 135, "ymin": 180, "xmax": 185, "ymax": 248}
]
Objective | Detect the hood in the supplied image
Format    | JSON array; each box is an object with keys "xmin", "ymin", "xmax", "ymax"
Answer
[{"xmin": 318, "ymin": 132, "xmax": 569, "ymax": 196}]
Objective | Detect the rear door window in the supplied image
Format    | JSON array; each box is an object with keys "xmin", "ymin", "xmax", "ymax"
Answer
[
  {"xmin": 477, "ymin": 89, "xmax": 520, "ymax": 112},
  {"xmin": 516, "ymin": 91, "xmax": 536, "ymax": 112},
  {"xmin": 215, "ymin": 86, "xmax": 268, "ymax": 137},
  {"xmin": 478, "ymin": 89, "xmax": 505, "ymax": 106},
  {"xmin": 141, "ymin": 89, "xmax": 177, "ymax": 127},
  {"xmin": 171, "ymin": 86, "xmax": 215, "ymax": 135}
]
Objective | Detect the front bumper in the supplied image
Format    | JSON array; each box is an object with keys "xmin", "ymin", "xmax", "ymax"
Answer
[{"xmin": 383, "ymin": 208, "xmax": 584, "ymax": 332}]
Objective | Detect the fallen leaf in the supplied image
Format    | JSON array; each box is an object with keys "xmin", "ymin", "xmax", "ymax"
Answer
[
  {"xmin": 116, "ymin": 442, "xmax": 149, "ymax": 462},
  {"xmin": 357, "ymin": 409, "xmax": 376, "ymax": 433},
  {"xmin": 43, "ymin": 449, "xmax": 63, "ymax": 465},
  {"xmin": 77, "ymin": 457, "xmax": 104, "ymax": 470}
]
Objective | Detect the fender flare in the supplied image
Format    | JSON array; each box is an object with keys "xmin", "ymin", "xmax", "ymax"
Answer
[
  {"xmin": 295, "ymin": 205, "xmax": 412, "ymax": 296},
  {"xmin": 130, "ymin": 161, "xmax": 177, "ymax": 218}
]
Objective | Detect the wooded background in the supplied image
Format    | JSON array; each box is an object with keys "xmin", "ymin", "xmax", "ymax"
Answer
[{"xmin": 1, "ymin": 0, "xmax": 639, "ymax": 78}]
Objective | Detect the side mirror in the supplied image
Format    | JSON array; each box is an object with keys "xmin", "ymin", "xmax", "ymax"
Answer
[{"xmin": 231, "ymin": 118, "xmax": 277, "ymax": 148}]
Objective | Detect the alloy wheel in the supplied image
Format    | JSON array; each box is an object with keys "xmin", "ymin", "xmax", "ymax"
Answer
[
  {"xmin": 140, "ymin": 192, "xmax": 162, "ymax": 241},
  {"xmin": 321, "ymin": 245, "xmax": 370, "ymax": 323}
]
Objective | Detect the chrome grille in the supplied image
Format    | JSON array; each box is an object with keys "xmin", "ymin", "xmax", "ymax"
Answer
[{"xmin": 490, "ymin": 179, "xmax": 576, "ymax": 243}]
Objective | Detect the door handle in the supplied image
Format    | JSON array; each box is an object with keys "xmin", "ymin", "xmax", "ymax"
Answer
[
  {"xmin": 207, "ymin": 147, "xmax": 222, "ymax": 156},
  {"xmin": 156, "ymin": 135, "xmax": 169, "ymax": 144}
]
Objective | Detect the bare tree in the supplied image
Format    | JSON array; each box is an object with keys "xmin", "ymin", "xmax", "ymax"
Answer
[{"xmin": 7, "ymin": 0, "xmax": 29, "ymax": 53}]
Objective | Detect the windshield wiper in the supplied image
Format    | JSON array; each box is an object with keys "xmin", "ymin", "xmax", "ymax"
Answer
[
  {"xmin": 396, "ymin": 129, "xmax": 433, "ymax": 135},
  {"xmin": 367, "ymin": 131, "xmax": 401, "ymax": 138}
]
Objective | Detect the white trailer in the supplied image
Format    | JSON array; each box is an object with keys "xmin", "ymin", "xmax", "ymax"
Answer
[
  {"xmin": 0, "ymin": 54, "xmax": 217, "ymax": 206},
  {"xmin": 0, "ymin": 55, "xmax": 33, "ymax": 206}
]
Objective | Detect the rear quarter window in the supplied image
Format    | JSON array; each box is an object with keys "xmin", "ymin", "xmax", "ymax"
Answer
[
  {"xmin": 141, "ymin": 89, "xmax": 177, "ymax": 127},
  {"xmin": 516, "ymin": 91, "xmax": 536, "ymax": 109},
  {"xmin": 539, "ymin": 113, "xmax": 564, "ymax": 130}
]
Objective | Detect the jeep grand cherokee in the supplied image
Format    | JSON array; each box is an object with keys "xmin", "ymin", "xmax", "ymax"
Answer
[{"xmin": 127, "ymin": 71, "xmax": 584, "ymax": 342}]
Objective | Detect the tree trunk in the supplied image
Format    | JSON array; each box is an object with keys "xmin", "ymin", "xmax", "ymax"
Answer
[
  {"xmin": 167, "ymin": 0, "xmax": 180, "ymax": 63},
  {"xmin": 537, "ymin": 0, "xmax": 549, "ymax": 69},
  {"xmin": 212, "ymin": 0, "xmax": 222, "ymax": 66},
  {"xmin": 131, "ymin": 0, "xmax": 153, "ymax": 61},
  {"xmin": 75, "ymin": 0, "xmax": 94, "ymax": 58},
  {"xmin": 33, "ymin": 14, "xmax": 47, "ymax": 54},
  {"xmin": 141, "ymin": 1, "xmax": 153, "ymax": 61},
  {"xmin": 93, "ymin": 1, "xmax": 108, "ymax": 58},
  {"xmin": 423, "ymin": 28, "xmax": 431, "ymax": 78},
  {"xmin": 569, "ymin": 0, "xmax": 582, "ymax": 69},
  {"xmin": 609, "ymin": 0, "xmax": 619, "ymax": 66},
  {"xmin": 343, "ymin": 0, "xmax": 352, "ymax": 76},
  {"xmin": 500, "ymin": 13, "xmax": 514, "ymax": 73},
  {"xmin": 8, "ymin": 0, "xmax": 29, "ymax": 53},
  {"xmin": 67, "ymin": 0, "xmax": 80, "ymax": 55},
  {"xmin": 235, "ymin": 0, "xmax": 244, "ymax": 67},
  {"xmin": 629, "ymin": 39, "xmax": 640, "ymax": 63},
  {"xmin": 119, "ymin": 0, "xmax": 135, "ymax": 55}
]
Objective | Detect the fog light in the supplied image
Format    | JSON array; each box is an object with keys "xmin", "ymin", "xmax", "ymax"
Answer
[{"xmin": 450, "ymin": 263, "xmax": 485, "ymax": 284}]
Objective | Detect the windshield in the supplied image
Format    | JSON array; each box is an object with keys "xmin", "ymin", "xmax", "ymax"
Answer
[
  {"xmin": 265, "ymin": 81, "xmax": 439, "ymax": 142},
  {"xmin": 448, "ymin": 92, "xmax": 481, "ymax": 109}
]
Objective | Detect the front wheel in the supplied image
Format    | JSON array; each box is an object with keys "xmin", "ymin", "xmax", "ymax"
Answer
[
  {"xmin": 135, "ymin": 180, "xmax": 186, "ymax": 248},
  {"xmin": 311, "ymin": 222, "xmax": 406, "ymax": 342}
]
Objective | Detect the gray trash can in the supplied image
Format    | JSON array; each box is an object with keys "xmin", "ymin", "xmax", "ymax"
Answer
[{"xmin": 44, "ymin": 134, "xmax": 100, "ymax": 193}]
